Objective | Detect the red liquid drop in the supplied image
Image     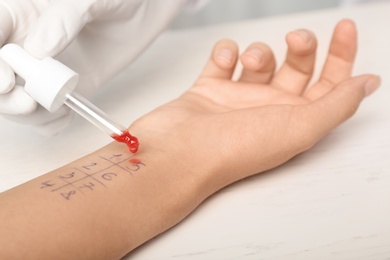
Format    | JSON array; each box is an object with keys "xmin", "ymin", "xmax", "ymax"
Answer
[
  {"xmin": 129, "ymin": 158, "xmax": 141, "ymax": 164},
  {"xmin": 111, "ymin": 130, "xmax": 139, "ymax": 153}
]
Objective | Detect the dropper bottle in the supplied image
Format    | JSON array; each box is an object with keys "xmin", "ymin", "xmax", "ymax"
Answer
[{"xmin": 0, "ymin": 44, "xmax": 139, "ymax": 153}]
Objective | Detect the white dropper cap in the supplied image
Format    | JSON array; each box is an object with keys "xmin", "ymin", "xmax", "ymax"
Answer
[
  {"xmin": 0, "ymin": 44, "xmax": 139, "ymax": 153},
  {"xmin": 0, "ymin": 44, "xmax": 78, "ymax": 112}
]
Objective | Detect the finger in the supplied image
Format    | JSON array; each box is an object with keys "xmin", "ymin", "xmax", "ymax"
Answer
[
  {"xmin": 301, "ymin": 74, "xmax": 380, "ymax": 142},
  {"xmin": 0, "ymin": 3, "xmax": 16, "ymax": 94},
  {"xmin": 304, "ymin": 19, "xmax": 357, "ymax": 100},
  {"xmin": 271, "ymin": 29, "xmax": 317, "ymax": 94},
  {"xmin": 0, "ymin": 58, "xmax": 15, "ymax": 93},
  {"xmin": 198, "ymin": 39, "xmax": 239, "ymax": 80},
  {"xmin": 34, "ymin": 110, "xmax": 74, "ymax": 136},
  {"xmin": 238, "ymin": 42, "xmax": 276, "ymax": 84},
  {"xmin": 0, "ymin": 85, "xmax": 37, "ymax": 114},
  {"xmin": 4, "ymin": 105, "xmax": 74, "ymax": 135},
  {"xmin": 0, "ymin": 2, "xmax": 13, "ymax": 45},
  {"xmin": 23, "ymin": 0, "xmax": 93, "ymax": 58}
]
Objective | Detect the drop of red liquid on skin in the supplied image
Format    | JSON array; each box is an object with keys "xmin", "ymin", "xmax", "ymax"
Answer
[
  {"xmin": 129, "ymin": 158, "xmax": 141, "ymax": 164},
  {"xmin": 111, "ymin": 130, "xmax": 139, "ymax": 153}
]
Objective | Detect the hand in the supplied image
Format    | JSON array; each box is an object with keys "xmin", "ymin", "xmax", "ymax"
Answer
[
  {"xmin": 0, "ymin": 20, "xmax": 381, "ymax": 259},
  {"xmin": 130, "ymin": 19, "xmax": 380, "ymax": 192},
  {"xmin": 0, "ymin": 0, "xmax": 187, "ymax": 135}
]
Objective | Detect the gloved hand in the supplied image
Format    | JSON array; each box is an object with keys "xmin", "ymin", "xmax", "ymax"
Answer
[{"xmin": 0, "ymin": 0, "xmax": 188, "ymax": 135}]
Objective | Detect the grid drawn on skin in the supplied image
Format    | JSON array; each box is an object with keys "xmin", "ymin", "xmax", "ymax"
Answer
[{"xmin": 39, "ymin": 153, "xmax": 144, "ymax": 200}]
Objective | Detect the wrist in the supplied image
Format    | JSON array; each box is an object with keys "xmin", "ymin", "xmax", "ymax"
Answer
[
  {"xmin": 101, "ymin": 134, "xmax": 218, "ymax": 251},
  {"xmin": 129, "ymin": 120, "xmax": 232, "ymax": 203},
  {"xmin": 128, "ymin": 133, "xmax": 218, "ymax": 201}
]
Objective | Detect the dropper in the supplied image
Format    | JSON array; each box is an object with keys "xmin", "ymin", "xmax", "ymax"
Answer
[
  {"xmin": 0, "ymin": 44, "xmax": 139, "ymax": 153},
  {"xmin": 64, "ymin": 92, "xmax": 139, "ymax": 153}
]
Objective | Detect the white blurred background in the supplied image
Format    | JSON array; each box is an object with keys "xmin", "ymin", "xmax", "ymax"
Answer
[{"xmin": 171, "ymin": 0, "xmax": 387, "ymax": 29}]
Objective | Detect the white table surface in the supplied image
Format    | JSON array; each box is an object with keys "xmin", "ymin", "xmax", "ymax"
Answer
[{"xmin": 1, "ymin": 2, "xmax": 390, "ymax": 259}]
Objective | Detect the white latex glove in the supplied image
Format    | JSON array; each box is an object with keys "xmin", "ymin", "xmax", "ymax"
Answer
[{"xmin": 0, "ymin": 0, "xmax": 188, "ymax": 135}]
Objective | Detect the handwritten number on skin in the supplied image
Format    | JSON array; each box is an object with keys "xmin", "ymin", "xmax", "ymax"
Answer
[
  {"xmin": 59, "ymin": 172, "xmax": 76, "ymax": 179},
  {"xmin": 79, "ymin": 182, "xmax": 96, "ymax": 191},
  {"xmin": 101, "ymin": 173, "xmax": 118, "ymax": 181},
  {"xmin": 126, "ymin": 162, "xmax": 146, "ymax": 172},
  {"xmin": 39, "ymin": 155, "xmax": 145, "ymax": 200},
  {"xmin": 61, "ymin": 190, "xmax": 76, "ymax": 200},
  {"xmin": 82, "ymin": 163, "xmax": 98, "ymax": 171},
  {"xmin": 40, "ymin": 180, "xmax": 55, "ymax": 189}
]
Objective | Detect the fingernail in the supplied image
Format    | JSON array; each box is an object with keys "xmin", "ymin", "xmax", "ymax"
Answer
[
  {"xmin": 217, "ymin": 48, "xmax": 233, "ymax": 64},
  {"xmin": 294, "ymin": 29, "xmax": 311, "ymax": 42},
  {"xmin": 364, "ymin": 76, "xmax": 381, "ymax": 96},
  {"xmin": 244, "ymin": 48, "xmax": 264, "ymax": 64}
]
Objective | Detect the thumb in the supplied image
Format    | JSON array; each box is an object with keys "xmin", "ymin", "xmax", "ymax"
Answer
[
  {"xmin": 307, "ymin": 74, "xmax": 381, "ymax": 138},
  {"xmin": 23, "ymin": 1, "xmax": 91, "ymax": 59}
]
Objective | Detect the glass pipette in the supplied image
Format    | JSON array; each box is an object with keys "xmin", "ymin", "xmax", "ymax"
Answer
[
  {"xmin": 64, "ymin": 92, "xmax": 139, "ymax": 153},
  {"xmin": 0, "ymin": 44, "xmax": 139, "ymax": 153}
]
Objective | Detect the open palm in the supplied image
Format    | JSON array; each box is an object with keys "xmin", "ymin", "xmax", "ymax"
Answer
[{"xmin": 131, "ymin": 19, "xmax": 379, "ymax": 187}]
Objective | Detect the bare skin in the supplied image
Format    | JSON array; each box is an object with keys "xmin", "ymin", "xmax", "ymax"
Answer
[
  {"xmin": 0, "ymin": 19, "xmax": 380, "ymax": 259},
  {"xmin": 131, "ymin": 19, "xmax": 379, "ymax": 189}
]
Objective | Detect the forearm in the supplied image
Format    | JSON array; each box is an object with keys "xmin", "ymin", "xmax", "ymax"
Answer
[{"xmin": 0, "ymin": 138, "xmax": 212, "ymax": 259}]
